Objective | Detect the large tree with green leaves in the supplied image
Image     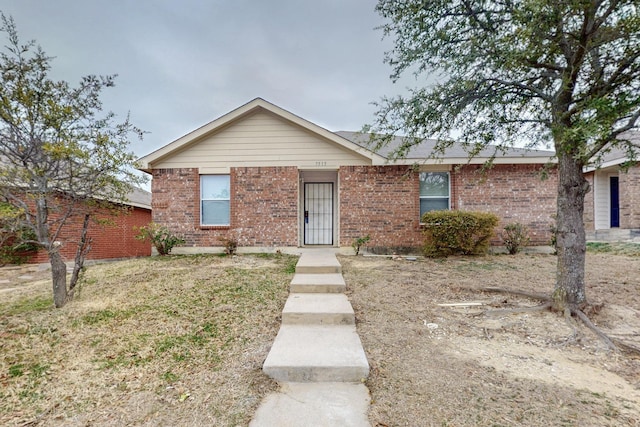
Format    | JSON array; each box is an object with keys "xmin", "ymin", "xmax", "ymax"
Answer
[
  {"xmin": 0, "ymin": 14, "xmax": 146, "ymax": 307},
  {"xmin": 371, "ymin": 0, "xmax": 640, "ymax": 314}
]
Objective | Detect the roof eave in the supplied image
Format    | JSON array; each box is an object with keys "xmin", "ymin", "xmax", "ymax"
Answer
[
  {"xmin": 386, "ymin": 156, "xmax": 557, "ymax": 165},
  {"xmin": 583, "ymin": 157, "xmax": 630, "ymax": 172}
]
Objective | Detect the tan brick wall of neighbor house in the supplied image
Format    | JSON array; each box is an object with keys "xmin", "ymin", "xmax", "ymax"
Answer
[
  {"xmin": 339, "ymin": 165, "xmax": 423, "ymax": 251},
  {"xmin": 151, "ymin": 166, "xmax": 299, "ymax": 248},
  {"xmin": 619, "ymin": 164, "xmax": 640, "ymax": 229},
  {"xmin": 233, "ymin": 166, "xmax": 299, "ymax": 246},
  {"xmin": 454, "ymin": 164, "xmax": 558, "ymax": 245},
  {"xmin": 583, "ymin": 172, "xmax": 595, "ymax": 231}
]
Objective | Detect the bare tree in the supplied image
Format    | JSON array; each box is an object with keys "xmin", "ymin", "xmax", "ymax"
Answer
[{"xmin": 0, "ymin": 14, "xmax": 146, "ymax": 307}]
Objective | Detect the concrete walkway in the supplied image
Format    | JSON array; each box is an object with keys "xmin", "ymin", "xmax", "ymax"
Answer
[{"xmin": 250, "ymin": 251, "xmax": 370, "ymax": 427}]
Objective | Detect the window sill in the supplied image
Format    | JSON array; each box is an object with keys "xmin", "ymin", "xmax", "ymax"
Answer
[{"xmin": 200, "ymin": 225, "xmax": 230, "ymax": 230}]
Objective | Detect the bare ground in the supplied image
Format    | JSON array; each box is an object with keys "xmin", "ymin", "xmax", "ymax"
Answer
[
  {"xmin": 341, "ymin": 250, "xmax": 640, "ymax": 427},
  {"xmin": 1, "ymin": 248, "xmax": 639, "ymax": 426}
]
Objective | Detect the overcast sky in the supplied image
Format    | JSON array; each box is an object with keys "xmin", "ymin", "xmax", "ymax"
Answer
[{"xmin": 2, "ymin": 0, "xmax": 411, "ymax": 160}]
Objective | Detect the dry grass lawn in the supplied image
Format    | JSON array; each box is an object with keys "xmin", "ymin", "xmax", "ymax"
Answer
[
  {"xmin": 1, "ymin": 244, "xmax": 640, "ymax": 426},
  {"xmin": 342, "ymin": 243, "xmax": 640, "ymax": 427},
  {"xmin": 1, "ymin": 254, "xmax": 295, "ymax": 426}
]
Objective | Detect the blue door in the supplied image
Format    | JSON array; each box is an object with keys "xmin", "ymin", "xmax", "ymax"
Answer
[{"xmin": 610, "ymin": 176, "xmax": 619, "ymax": 228}]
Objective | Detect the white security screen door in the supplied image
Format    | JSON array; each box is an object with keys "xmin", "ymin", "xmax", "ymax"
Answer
[{"xmin": 304, "ymin": 183, "xmax": 333, "ymax": 245}]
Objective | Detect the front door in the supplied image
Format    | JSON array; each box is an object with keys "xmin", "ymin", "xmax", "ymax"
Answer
[
  {"xmin": 304, "ymin": 183, "xmax": 333, "ymax": 245},
  {"xmin": 610, "ymin": 176, "xmax": 620, "ymax": 228}
]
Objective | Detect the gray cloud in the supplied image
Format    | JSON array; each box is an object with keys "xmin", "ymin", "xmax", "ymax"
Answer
[{"xmin": 1, "ymin": 0, "xmax": 406, "ymax": 158}]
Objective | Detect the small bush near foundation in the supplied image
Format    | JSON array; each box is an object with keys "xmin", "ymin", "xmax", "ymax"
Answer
[
  {"xmin": 502, "ymin": 222, "xmax": 530, "ymax": 254},
  {"xmin": 135, "ymin": 222, "xmax": 185, "ymax": 256},
  {"xmin": 422, "ymin": 210, "xmax": 498, "ymax": 257},
  {"xmin": 548, "ymin": 215, "xmax": 558, "ymax": 255},
  {"xmin": 352, "ymin": 235, "xmax": 371, "ymax": 256},
  {"xmin": 218, "ymin": 236, "xmax": 238, "ymax": 256}
]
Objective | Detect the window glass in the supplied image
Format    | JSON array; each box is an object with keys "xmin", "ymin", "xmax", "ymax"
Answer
[
  {"xmin": 419, "ymin": 172, "xmax": 450, "ymax": 217},
  {"xmin": 419, "ymin": 172, "xmax": 449, "ymax": 197},
  {"xmin": 420, "ymin": 198, "xmax": 449, "ymax": 213},
  {"xmin": 201, "ymin": 175, "xmax": 230, "ymax": 225}
]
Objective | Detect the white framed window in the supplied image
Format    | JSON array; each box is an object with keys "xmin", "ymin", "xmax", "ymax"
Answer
[
  {"xmin": 419, "ymin": 172, "xmax": 450, "ymax": 217},
  {"xmin": 201, "ymin": 175, "xmax": 230, "ymax": 226}
]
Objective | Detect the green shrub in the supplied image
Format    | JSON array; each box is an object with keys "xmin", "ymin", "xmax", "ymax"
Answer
[
  {"xmin": 352, "ymin": 234, "xmax": 371, "ymax": 256},
  {"xmin": 218, "ymin": 236, "xmax": 238, "ymax": 256},
  {"xmin": 502, "ymin": 222, "xmax": 531, "ymax": 255},
  {"xmin": 0, "ymin": 203, "xmax": 39, "ymax": 265},
  {"xmin": 421, "ymin": 210, "xmax": 499, "ymax": 257},
  {"xmin": 549, "ymin": 215, "xmax": 558, "ymax": 255},
  {"xmin": 135, "ymin": 222, "xmax": 185, "ymax": 256}
]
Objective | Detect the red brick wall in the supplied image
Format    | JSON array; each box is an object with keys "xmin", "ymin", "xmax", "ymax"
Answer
[
  {"xmin": 151, "ymin": 168, "xmax": 199, "ymax": 241},
  {"xmin": 454, "ymin": 164, "xmax": 558, "ymax": 245},
  {"xmin": 151, "ymin": 166, "xmax": 298, "ymax": 248},
  {"xmin": 28, "ymin": 205, "xmax": 152, "ymax": 263},
  {"xmin": 339, "ymin": 164, "xmax": 557, "ymax": 250},
  {"xmin": 151, "ymin": 164, "xmax": 558, "ymax": 252},
  {"xmin": 619, "ymin": 164, "xmax": 640, "ymax": 229},
  {"xmin": 339, "ymin": 165, "xmax": 423, "ymax": 251},
  {"xmin": 234, "ymin": 166, "xmax": 299, "ymax": 246}
]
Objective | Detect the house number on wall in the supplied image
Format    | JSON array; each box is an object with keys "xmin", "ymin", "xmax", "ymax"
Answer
[{"xmin": 315, "ymin": 161, "xmax": 327, "ymax": 166}]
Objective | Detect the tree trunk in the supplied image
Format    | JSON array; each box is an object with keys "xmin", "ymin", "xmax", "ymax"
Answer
[
  {"xmin": 553, "ymin": 152, "xmax": 590, "ymax": 311},
  {"xmin": 50, "ymin": 249, "xmax": 68, "ymax": 308},
  {"xmin": 70, "ymin": 213, "xmax": 92, "ymax": 293}
]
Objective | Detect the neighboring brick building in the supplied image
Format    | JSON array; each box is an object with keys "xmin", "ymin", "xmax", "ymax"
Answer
[
  {"xmin": 139, "ymin": 98, "xmax": 558, "ymax": 253},
  {"xmin": 24, "ymin": 188, "xmax": 152, "ymax": 263}
]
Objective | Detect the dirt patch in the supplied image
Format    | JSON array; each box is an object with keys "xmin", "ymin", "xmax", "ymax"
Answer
[{"xmin": 341, "ymin": 252, "xmax": 640, "ymax": 427}]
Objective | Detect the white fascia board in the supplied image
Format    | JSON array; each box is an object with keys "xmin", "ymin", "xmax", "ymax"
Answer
[{"xmin": 583, "ymin": 157, "xmax": 628, "ymax": 173}]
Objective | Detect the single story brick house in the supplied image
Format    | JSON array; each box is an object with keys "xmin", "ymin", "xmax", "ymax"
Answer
[
  {"xmin": 584, "ymin": 134, "xmax": 640, "ymax": 241},
  {"xmin": 138, "ymin": 98, "xmax": 559, "ymax": 253},
  {"xmin": 19, "ymin": 188, "xmax": 152, "ymax": 263}
]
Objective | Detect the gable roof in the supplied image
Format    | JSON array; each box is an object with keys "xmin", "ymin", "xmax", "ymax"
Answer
[
  {"xmin": 584, "ymin": 130, "xmax": 640, "ymax": 171},
  {"xmin": 138, "ymin": 98, "xmax": 557, "ymax": 171},
  {"xmin": 137, "ymin": 98, "xmax": 386, "ymax": 172},
  {"xmin": 125, "ymin": 187, "xmax": 152, "ymax": 210}
]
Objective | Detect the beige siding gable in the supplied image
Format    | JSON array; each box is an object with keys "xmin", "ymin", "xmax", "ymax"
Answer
[{"xmin": 153, "ymin": 111, "xmax": 371, "ymax": 172}]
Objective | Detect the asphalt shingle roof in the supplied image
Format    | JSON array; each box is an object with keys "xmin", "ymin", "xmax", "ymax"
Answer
[{"xmin": 335, "ymin": 131, "xmax": 556, "ymax": 161}]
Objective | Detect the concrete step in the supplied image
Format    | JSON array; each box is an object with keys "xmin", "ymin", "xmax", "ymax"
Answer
[
  {"xmin": 587, "ymin": 228, "xmax": 640, "ymax": 242},
  {"xmin": 249, "ymin": 382, "xmax": 371, "ymax": 427},
  {"xmin": 263, "ymin": 325, "xmax": 369, "ymax": 382},
  {"xmin": 295, "ymin": 252, "xmax": 342, "ymax": 274},
  {"xmin": 290, "ymin": 273, "xmax": 346, "ymax": 293},
  {"xmin": 282, "ymin": 293, "xmax": 355, "ymax": 325}
]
